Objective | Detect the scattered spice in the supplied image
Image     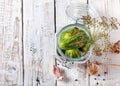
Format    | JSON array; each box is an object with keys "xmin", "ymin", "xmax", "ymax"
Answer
[
  {"xmin": 104, "ymin": 72, "xmax": 107, "ymax": 74},
  {"xmin": 65, "ymin": 61, "xmax": 67, "ymax": 63},
  {"xmin": 103, "ymin": 79, "xmax": 106, "ymax": 81},
  {"xmin": 96, "ymin": 82, "xmax": 99, "ymax": 85},
  {"xmin": 74, "ymin": 79, "xmax": 78, "ymax": 81},
  {"xmin": 72, "ymin": 62, "xmax": 74, "ymax": 64},
  {"xmin": 98, "ymin": 74, "xmax": 100, "ymax": 76}
]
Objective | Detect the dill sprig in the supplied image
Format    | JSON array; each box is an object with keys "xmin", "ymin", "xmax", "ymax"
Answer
[{"xmin": 81, "ymin": 15, "xmax": 120, "ymax": 56}]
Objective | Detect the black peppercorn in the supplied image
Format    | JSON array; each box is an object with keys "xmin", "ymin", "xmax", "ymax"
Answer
[
  {"xmin": 75, "ymin": 79, "xmax": 78, "ymax": 81},
  {"xmin": 96, "ymin": 82, "xmax": 99, "ymax": 85},
  {"xmin": 103, "ymin": 79, "xmax": 106, "ymax": 81},
  {"xmin": 98, "ymin": 74, "xmax": 100, "ymax": 76},
  {"xmin": 104, "ymin": 72, "xmax": 107, "ymax": 74},
  {"xmin": 94, "ymin": 78, "xmax": 97, "ymax": 80}
]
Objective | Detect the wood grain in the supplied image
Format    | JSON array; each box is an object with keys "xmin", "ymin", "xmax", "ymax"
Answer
[
  {"xmin": 23, "ymin": 0, "xmax": 55, "ymax": 86},
  {"xmin": 0, "ymin": 0, "xmax": 120, "ymax": 86},
  {"xmin": 0, "ymin": 0, "xmax": 23, "ymax": 86}
]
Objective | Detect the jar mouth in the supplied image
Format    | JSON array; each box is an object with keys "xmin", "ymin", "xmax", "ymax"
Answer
[
  {"xmin": 56, "ymin": 23, "xmax": 94, "ymax": 62},
  {"xmin": 66, "ymin": 3, "xmax": 100, "ymax": 23}
]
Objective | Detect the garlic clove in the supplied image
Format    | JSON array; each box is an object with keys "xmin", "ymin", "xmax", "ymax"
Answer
[
  {"xmin": 87, "ymin": 63, "xmax": 100, "ymax": 75},
  {"xmin": 53, "ymin": 65, "xmax": 61, "ymax": 78},
  {"xmin": 53, "ymin": 65, "xmax": 64, "ymax": 81}
]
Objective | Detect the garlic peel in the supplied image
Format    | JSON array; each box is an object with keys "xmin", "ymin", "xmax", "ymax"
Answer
[
  {"xmin": 87, "ymin": 63, "xmax": 100, "ymax": 75},
  {"xmin": 53, "ymin": 65, "xmax": 64, "ymax": 81}
]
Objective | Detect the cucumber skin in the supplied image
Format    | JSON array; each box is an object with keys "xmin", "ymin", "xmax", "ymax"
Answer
[
  {"xmin": 59, "ymin": 28, "xmax": 90, "ymax": 50},
  {"xmin": 65, "ymin": 49, "xmax": 81, "ymax": 58}
]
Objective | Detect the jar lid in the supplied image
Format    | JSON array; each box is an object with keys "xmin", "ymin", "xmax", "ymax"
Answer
[{"xmin": 66, "ymin": 3, "xmax": 100, "ymax": 23}]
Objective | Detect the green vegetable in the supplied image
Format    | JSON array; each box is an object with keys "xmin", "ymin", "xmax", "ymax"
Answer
[
  {"xmin": 82, "ymin": 42, "xmax": 91, "ymax": 52},
  {"xmin": 58, "ymin": 26, "xmax": 91, "ymax": 58},
  {"xmin": 59, "ymin": 27, "xmax": 90, "ymax": 50},
  {"xmin": 65, "ymin": 49, "xmax": 81, "ymax": 58}
]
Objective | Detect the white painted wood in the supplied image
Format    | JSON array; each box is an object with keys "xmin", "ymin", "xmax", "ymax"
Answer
[
  {"xmin": 89, "ymin": 0, "xmax": 120, "ymax": 86},
  {"xmin": 0, "ymin": 0, "xmax": 23, "ymax": 86},
  {"xmin": 56, "ymin": 0, "xmax": 89, "ymax": 86},
  {"xmin": 0, "ymin": 0, "xmax": 120, "ymax": 86},
  {"xmin": 23, "ymin": 0, "xmax": 55, "ymax": 86}
]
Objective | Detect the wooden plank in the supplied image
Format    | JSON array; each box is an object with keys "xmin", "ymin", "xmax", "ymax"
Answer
[
  {"xmin": 55, "ymin": 0, "xmax": 89, "ymax": 86},
  {"xmin": 89, "ymin": 0, "xmax": 120, "ymax": 85},
  {"xmin": 23, "ymin": 0, "xmax": 55, "ymax": 86},
  {"xmin": 0, "ymin": 0, "xmax": 23, "ymax": 86}
]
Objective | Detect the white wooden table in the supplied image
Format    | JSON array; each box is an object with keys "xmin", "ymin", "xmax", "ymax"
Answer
[{"xmin": 0, "ymin": 0, "xmax": 120, "ymax": 86}]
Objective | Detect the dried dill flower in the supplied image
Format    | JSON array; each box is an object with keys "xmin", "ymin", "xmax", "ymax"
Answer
[
  {"xmin": 100, "ymin": 16, "xmax": 109, "ymax": 30},
  {"xmin": 93, "ymin": 46, "xmax": 102, "ymax": 56},
  {"xmin": 81, "ymin": 15, "xmax": 92, "ymax": 25},
  {"xmin": 81, "ymin": 15, "xmax": 120, "ymax": 55},
  {"xmin": 109, "ymin": 17, "xmax": 118, "ymax": 29}
]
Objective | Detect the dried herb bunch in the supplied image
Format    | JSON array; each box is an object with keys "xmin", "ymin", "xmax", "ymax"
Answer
[{"xmin": 81, "ymin": 15, "xmax": 120, "ymax": 56}]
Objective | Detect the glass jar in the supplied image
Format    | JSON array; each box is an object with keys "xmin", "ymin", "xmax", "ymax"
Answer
[{"xmin": 56, "ymin": 3, "xmax": 100, "ymax": 64}]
